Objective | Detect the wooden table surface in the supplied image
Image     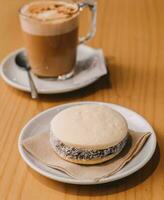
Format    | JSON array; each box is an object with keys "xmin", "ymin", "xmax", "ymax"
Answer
[{"xmin": 0, "ymin": 0, "xmax": 164, "ymax": 199}]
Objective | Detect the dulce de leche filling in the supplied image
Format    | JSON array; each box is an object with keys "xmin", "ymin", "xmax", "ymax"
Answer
[
  {"xmin": 19, "ymin": 1, "xmax": 79, "ymax": 36},
  {"xmin": 51, "ymin": 135, "xmax": 128, "ymax": 160}
]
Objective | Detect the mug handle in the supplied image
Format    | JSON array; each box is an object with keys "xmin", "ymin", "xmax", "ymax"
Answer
[{"xmin": 78, "ymin": 1, "xmax": 97, "ymax": 44}]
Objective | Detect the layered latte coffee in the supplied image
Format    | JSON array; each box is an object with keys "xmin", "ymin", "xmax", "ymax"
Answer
[{"xmin": 19, "ymin": 0, "xmax": 79, "ymax": 77}]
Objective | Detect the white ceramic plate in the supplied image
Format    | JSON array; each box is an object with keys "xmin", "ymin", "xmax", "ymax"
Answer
[
  {"xmin": 18, "ymin": 102, "xmax": 156, "ymax": 185},
  {"xmin": 0, "ymin": 45, "xmax": 99, "ymax": 94}
]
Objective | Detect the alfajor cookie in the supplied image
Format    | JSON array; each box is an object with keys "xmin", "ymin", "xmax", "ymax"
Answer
[{"xmin": 50, "ymin": 104, "xmax": 128, "ymax": 165}]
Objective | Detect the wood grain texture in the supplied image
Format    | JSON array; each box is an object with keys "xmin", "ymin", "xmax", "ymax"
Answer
[{"xmin": 0, "ymin": 0, "xmax": 164, "ymax": 199}]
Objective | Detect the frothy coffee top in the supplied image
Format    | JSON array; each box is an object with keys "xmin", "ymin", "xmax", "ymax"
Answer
[
  {"xmin": 19, "ymin": 1, "xmax": 79, "ymax": 36},
  {"xmin": 21, "ymin": 1, "xmax": 78, "ymax": 21}
]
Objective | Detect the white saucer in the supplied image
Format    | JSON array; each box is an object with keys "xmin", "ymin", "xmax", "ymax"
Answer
[
  {"xmin": 18, "ymin": 102, "xmax": 156, "ymax": 185},
  {"xmin": 0, "ymin": 45, "xmax": 99, "ymax": 94}
]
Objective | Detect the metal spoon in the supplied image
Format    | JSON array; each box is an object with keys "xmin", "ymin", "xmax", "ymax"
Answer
[{"xmin": 15, "ymin": 52, "xmax": 38, "ymax": 99}]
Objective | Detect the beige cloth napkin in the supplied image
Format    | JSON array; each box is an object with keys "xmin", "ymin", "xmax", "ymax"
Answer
[
  {"xmin": 23, "ymin": 130, "xmax": 151, "ymax": 182},
  {"xmin": 73, "ymin": 49, "xmax": 107, "ymax": 84}
]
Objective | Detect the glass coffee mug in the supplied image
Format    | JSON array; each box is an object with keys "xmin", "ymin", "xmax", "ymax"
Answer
[{"xmin": 19, "ymin": 0, "xmax": 97, "ymax": 79}]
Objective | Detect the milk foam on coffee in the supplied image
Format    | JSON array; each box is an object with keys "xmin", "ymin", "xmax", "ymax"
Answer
[{"xmin": 20, "ymin": 1, "xmax": 79, "ymax": 36}]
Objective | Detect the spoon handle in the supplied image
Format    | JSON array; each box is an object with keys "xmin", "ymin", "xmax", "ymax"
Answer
[{"xmin": 27, "ymin": 70, "xmax": 38, "ymax": 99}]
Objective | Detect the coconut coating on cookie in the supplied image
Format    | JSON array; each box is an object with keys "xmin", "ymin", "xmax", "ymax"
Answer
[{"xmin": 51, "ymin": 135, "xmax": 128, "ymax": 161}]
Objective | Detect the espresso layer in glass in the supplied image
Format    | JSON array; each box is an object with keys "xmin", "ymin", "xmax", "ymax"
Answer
[{"xmin": 23, "ymin": 28, "xmax": 78, "ymax": 77}]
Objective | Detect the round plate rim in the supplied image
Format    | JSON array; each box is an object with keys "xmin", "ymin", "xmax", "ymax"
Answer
[
  {"xmin": 18, "ymin": 101, "xmax": 156, "ymax": 185},
  {"xmin": 0, "ymin": 46, "xmax": 99, "ymax": 94}
]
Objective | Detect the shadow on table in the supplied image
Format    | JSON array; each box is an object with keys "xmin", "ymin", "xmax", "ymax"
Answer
[
  {"xmin": 38, "ymin": 57, "xmax": 112, "ymax": 102},
  {"xmin": 38, "ymin": 73, "xmax": 111, "ymax": 103},
  {"xmin": 29, "ymin": 143, "xmax": 160, "ymax": 195}
]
